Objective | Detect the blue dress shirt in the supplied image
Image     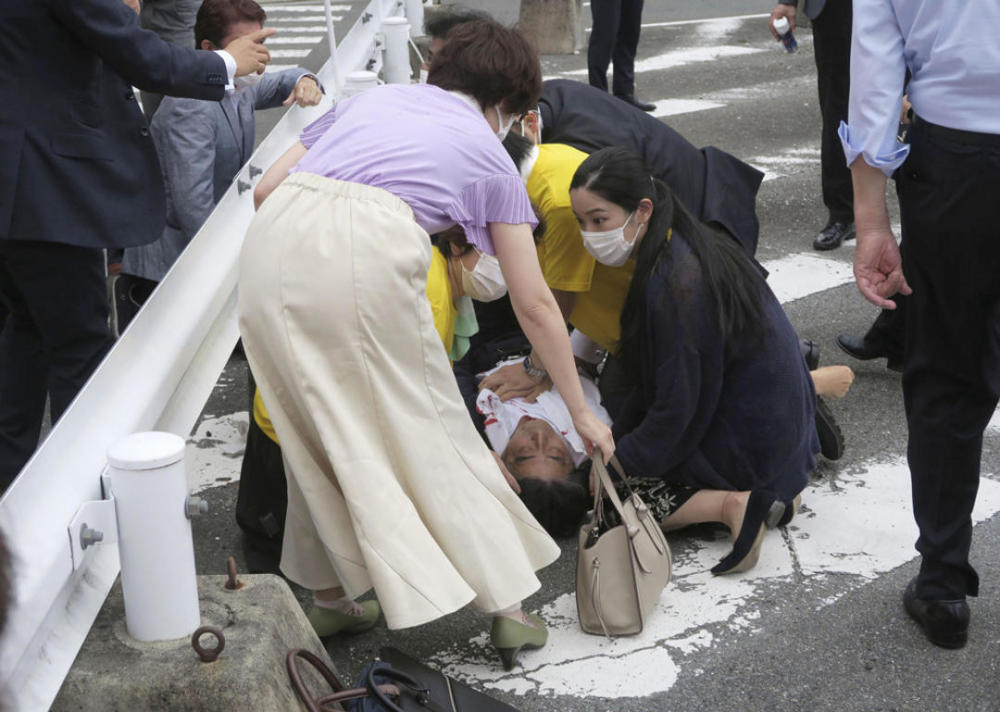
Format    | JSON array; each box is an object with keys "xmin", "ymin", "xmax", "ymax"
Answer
[{"xmin": 839, "ymin": 0, "xmax": 1000, "ymax": 176}]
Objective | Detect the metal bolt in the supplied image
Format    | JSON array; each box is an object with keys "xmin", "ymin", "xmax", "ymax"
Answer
[
  {"xmin": 248, "ymin": 164, "xmax": 263, "ymax": 179},
  {"xmin": 80, "ymin": 524, "xmax": 104, "ymax": 550},
  {"xmin": 225, "ymin": 556, "xmax": 244, "ymax": 591},
  {"xmin": 237, "ymin": 179, "xmax": 251, "ymax": 195},
  {"xmin": 361, "ymin": 11, "xmax": 372, "ymax": 22},
  {"xmin": 185, "ymin": 495, "xmax": 209, "ymax": 519}
]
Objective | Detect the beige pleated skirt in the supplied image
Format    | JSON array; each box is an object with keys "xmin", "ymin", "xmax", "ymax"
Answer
[{"xmin": 237, "ymin": 173, "xmax": 560, "ymax": 629}]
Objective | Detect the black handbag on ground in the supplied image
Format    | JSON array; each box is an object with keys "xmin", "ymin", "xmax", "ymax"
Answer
[{"xmin": 287, "ymin": 646, "xmax": 520, "ymax": 712}]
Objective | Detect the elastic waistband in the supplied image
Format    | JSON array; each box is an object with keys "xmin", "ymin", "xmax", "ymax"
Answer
[
  {"xmin": 282, "ymin": 172, "xmax": 414, "ymax": 218},
  {"xmin": 913, "ymin": 116, "xmax": 1000, "ymax": 148}
]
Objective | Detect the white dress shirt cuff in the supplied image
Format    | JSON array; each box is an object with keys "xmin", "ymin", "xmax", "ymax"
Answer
[
  {"xmin": 215, "ymin": 50, "xmax": 238, "ymax": 91},
  {"xmin": 838, "ymin": 121, "xmax": 910, "ymax": 178}
]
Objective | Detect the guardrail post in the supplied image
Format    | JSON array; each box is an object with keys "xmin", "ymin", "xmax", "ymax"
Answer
[
  {"xmin": 405, "ymin": 0, "xmax": 425, "ymax": 37},
  {"xmin": 344, "ymin": 70, "xmax": 379, "ymax": 95},
  {"xmin": 382, "ymin": 16, "xmax": 412, "ymax": 84},
  {"xmin": 107, "ymin": 432, "xmax": 201, "ymax": 642}
]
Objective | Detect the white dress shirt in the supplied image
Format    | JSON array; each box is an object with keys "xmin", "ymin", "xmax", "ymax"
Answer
[
  {"xmin": 476, "ymin": 359, "xmax": 612, "ymax": 467},
  {"xmin": 838, "ymin": 0, "xmax": 1000, "ymax": 177},
  {"xmin": 215, "ymin": 49, "xmax": 238, "ymax": 90}
]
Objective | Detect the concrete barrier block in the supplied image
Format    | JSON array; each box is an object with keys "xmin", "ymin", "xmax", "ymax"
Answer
[
  {"xmin": 520, "ymin": 0, "xmax": 585, "ymax": 55},
  {"xmin": 52, "ymin": 575, "xmax": 336, "ymax": 712}
]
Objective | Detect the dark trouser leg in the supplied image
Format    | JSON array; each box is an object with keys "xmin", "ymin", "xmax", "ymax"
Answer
[
  {"xmin": 865, "ymin": 293, "xmax": 907, "ymax": 360},
  {"xmin": 899, "ymin": 122, "xmax": 1000, "ymax": 600},
  {"xmin": 588, "ymin": 0, "xmax": 623, "ymax": 92},
  {"xmin": 811, "ymin": 0, "xmax": 854, "ymax": 224},
  {"xmin": 611, "ymin": 0, "xmax": 644, "ymax": 99},
  {"xmin": 0, "ymin": 241, "xmax": 113, "ymax": 489}
]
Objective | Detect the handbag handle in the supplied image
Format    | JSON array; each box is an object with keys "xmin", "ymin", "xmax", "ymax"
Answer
[
  {"xmin": 367, "ymin": 664, "xmax": 450, "ymax": 712},
  {"xmin": 286, "ymin": 649, "xmax": 402, "ymax": 711},
  {"xmin": 590, "ymin": 449, "xmax": 636, "ymax": 534}
]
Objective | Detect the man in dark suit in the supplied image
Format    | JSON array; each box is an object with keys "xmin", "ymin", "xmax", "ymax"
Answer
[
  {"xmin": 770, "ymin": 0, "xmax": 854, "ymax": 251},
  {"xmin": 0, "ymin": 0, "xmax": 273, "ymax": 490},
  {"xmin": 537, "ymin": 79, "xmax": 764, "ymax": 258},
  {"xmin": 587, "ymin": 0, "xmax": 653, "ymax": 112}
]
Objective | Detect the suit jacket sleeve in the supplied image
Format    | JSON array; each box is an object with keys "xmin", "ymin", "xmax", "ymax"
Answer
[
  {"xmin": 50, "ymin": 0, "xmax": 226, "ymax": 99},
  {"xmin": 252, "ymin": 69, "xmax": 315, "ymax": 111},
  {"xmin": 151, "ymin": 99, "xmax": 218, "ymax": 241}
]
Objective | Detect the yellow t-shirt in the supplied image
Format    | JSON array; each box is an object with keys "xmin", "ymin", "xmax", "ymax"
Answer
[
  {"xmin": 253, "ymin": 248, "xmax": 456, "ymax": 443},
  {"xmin": 528, "ymin": 143, "xmax": 636, "ymax": 352}
]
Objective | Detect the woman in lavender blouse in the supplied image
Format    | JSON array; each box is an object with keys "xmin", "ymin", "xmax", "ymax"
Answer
[{"xmin": 239, "ymin": 21, "xmax": 613, "ymax": 669}]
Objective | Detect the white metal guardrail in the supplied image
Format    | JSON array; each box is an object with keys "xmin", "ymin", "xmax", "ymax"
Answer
[{"xmin": 0, "ymin": 1, "xmax": 414, "ymax": 707}]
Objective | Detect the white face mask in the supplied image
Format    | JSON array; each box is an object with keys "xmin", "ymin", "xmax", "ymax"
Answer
[
  {"xmin": 461, "ymin": 251, "xmax": 507, "ymax": 302},
  {"xmin": 234, "ymin": 71, "xmax": 263, "ymax": 91},
  {"xmin": 419, "ymin": 68, "xmax": 429, "ymax": 84},
  {"xmin": 580, "ymin": 211, "xmax": 639, "ymax": 267},
  {"xmin": 494, "ymin": 105, "xmax": 516, "ymax": 140}
]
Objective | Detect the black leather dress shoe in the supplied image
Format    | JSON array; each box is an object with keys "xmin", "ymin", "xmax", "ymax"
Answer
[
  {"xmin": 903, "ymin": 578, "xmax": 969, "ymax": 649},
  {"xmin": 616, "ymin": 94, "xmax": 656, "ymax": 112},
  {"xmin": 836, "ymin": 333, "xmax": 903, "ymax": 372},
  {"xmin": 812, "ymin": 221, "xmax": 855, "ymax": 251},
  {"xmin": 799, "ymin": 338, "xmax": 820, "ymax": 371}
]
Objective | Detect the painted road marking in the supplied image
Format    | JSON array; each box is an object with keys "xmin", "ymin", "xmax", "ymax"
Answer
[
  {"xmin": 750, "ymin": 145, "xmax": 822, "ymax": 182},
  {"xmin": 264, "ymin": 63, "xmax": 300, "ymax": 73},
  {"xmin": 428, "ymin": 461, "xmax": 1000, "ymax": 700},
  {"xmin": 583, "ymin": 12, "xmax": 772, "ymax": 32},
  {"xmin": 268, "ymin": 35, "xmax": 337, "ymax": 44},
  {"xmin": 186, "ymin": 413, "xmax": 249, "ymax": 493},
  {"xmin": 639, "ymin": 12, "xmax": 771, "ymax": 30},
  {"xmin": 266, "ymin": 26, "xmax": 330, "ymax": 32},
  {"xmin": 763, "ymin": 253, "xmax": 855, "ymax": 304},
  {"xmin": 269, "ymin": 15, "xmax": 336, "ymax": 22},
  {"xmin": 271, "ymin": 49, "xmax": 313, "ymax": 58},
  {"xmin": 261, "ymin": 3, "xmax": 351, "ymax": 11},
  {"xmin": 650, "ymin": 99, "xmax": 727, "ymax": 118},
  {"xmin": 562, "ymin": 45, "xmax": 764, "ymax": 77}
]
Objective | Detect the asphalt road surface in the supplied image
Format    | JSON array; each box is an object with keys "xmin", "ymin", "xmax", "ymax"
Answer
[{"xmin": 181, "ymin": 2, "xmax": 1000, "ymax": 710}]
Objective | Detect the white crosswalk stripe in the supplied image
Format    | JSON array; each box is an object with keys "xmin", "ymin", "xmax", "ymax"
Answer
[{"xmin": 260, "ymin": 2, "xmax": 345, "ymax": 71}]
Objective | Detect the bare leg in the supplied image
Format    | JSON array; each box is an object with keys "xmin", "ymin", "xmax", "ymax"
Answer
[
  {"xmin": 314, "ymin": 586, "xmax": 366, "ymax": 615},
  {"xmin": 494, "ymin": 603, "xmax": 539, "ymax": 627},
  {"xmin": 811, "ymin": 365, "xmax": 855, "ymax": 399},
  {"xmin": 661, "ymin": 490, "xmax": 749, "ymax": 533}
]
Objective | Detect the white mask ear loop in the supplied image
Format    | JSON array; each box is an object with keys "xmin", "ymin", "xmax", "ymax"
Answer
[{"xmin": 494, "ymin": 106, "xmax": 515, "ymax": 140}]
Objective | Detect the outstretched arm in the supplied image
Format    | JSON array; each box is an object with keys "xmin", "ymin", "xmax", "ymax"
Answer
[{"xmin": 254, "ymin": 141, "xmax": 307, "ymax": 210}]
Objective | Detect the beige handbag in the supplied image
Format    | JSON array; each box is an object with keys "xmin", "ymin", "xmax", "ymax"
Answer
[{"xmin": 576, "ymin": 451, "xmax": 672, "ymax": 636}]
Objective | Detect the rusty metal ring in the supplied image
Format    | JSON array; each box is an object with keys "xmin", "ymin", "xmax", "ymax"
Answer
[{"xmin": 191, "ymin": 625, "xmax": 225, "ymax": 663}]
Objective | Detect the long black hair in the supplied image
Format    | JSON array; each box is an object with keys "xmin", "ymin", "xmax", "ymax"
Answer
[{"xmin": 570, "ymin": 147, "xmax": 765, "ymax": 381}]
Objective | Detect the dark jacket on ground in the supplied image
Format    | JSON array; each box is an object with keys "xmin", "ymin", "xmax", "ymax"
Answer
[
  {"xmin": 612, "ymin": 231, "xmax": 818, "ymax": 501},
  {"xmin": 539, "ymin": 79, "xmax": 765, "ymax": 258}
]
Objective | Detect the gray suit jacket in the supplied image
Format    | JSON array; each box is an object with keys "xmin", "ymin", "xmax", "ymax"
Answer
[
  {"xmin": 780, "ymin": 0, "xmax": 826, "ymax": 20},
  {"xmin": 122, "ymin": 69, "xmax": 312, "ymax": 281}
]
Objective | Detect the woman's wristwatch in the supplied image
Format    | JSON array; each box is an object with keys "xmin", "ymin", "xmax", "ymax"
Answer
[{"xmin": 522, "ymin": 353, "xmax": 547, "ymax": 381}]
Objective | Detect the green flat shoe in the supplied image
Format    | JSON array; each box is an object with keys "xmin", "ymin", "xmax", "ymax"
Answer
[
  {"xmin": 490, "ymin": 613, "xmax": 547, "ymax": 671},
  {"xmin": 307, "ymin": 600, "xmax": 381, "ymax": 637}
]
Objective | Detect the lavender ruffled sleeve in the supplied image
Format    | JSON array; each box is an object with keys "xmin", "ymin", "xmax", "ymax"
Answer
[
  {"xmin": 448, "ymin": 174, "xmax": 538, "ymax": 255},
  {"xmin": 299, "ymin": 104, "xmax": 339, "ymax": 149}
]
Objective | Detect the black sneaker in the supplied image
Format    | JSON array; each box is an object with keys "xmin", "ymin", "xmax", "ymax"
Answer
[{"xmin": 813, "ymin": 221, "xmax": 855, "ymax": 251}]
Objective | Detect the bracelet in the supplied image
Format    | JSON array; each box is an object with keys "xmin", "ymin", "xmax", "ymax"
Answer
[{"xmin": 522, "ymin": 353, "xmax": 547, "ymax": 380}]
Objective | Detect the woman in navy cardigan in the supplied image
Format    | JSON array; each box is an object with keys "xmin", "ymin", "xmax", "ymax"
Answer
[{"xmin": 570, "ymin": 147, "xmax": 819, "ymax": 574}]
